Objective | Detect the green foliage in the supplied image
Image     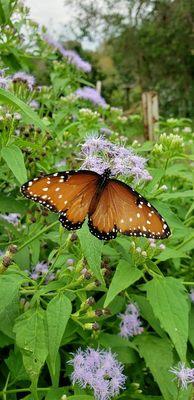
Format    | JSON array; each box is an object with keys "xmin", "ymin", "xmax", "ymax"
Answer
[{"xmin": 0, "ymin": 2, "xmax": 193, "ymax": 400}]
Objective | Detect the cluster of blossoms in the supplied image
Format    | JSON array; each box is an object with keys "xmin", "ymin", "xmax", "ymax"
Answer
[
  {"xmin": 43, "ymin": 34, "xmax": 91, "ymax": 73},
  {"xmin": 170, "ymin": 362, "xmax": 194, "ymax": 389},
  {"xmin": 0, "ymin": 213, "xmax": 20, "ymax": 225},
  {"xmin": 152, "ymin": 132, "xmax": 184, "ymax": 157},
  {"xmin": 69, "ymin": 347, "xmax": 126, "ymax": 400},
  {"xmin": 29, "ymin": 262, "xmax": 55, "ymax": 283},
  {"xmin": 75, "ymin": 87, "xmax": 107, "ymax": 108},
  {"xmin": 79, "ymin": 135, "xmax": 152, "ymax": 183},
  {"xmin": 119, "ymin": 303, "xmax": 144, "ymax": 338},
  {"xmin": 0, "ymin": 69, "xmax": 35, "ymax": 91}
]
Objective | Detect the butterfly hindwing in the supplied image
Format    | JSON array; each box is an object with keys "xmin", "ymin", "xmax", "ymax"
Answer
[
  {"xmin": 21, "ymin": 170, "xmax": 100, "ymax": 230},
  {"xmin": 88, "ymin": 179, "xmax": 170, "ymax": 240}
]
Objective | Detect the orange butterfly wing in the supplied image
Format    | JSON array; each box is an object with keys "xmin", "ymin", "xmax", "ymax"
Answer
[
  {"xmin": 21, "ymin": 170, "xmax": 99, "ymax": 230},
  {"xmin": 88, "ymin": 179, "xmax": 171, "ymax": 240}
]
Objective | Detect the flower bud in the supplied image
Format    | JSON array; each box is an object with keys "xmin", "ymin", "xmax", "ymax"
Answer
[{"xmin": 8, "ymin": 244, "xmax": 17, "ymax": 254}]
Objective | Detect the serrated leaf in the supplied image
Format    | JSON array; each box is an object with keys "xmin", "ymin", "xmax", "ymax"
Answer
[
  {"xmin": 78, "ymin": 222, "xmax": 104, "ymax": 283},
  {"xmin": 146, "ymin": 277, "xmax": 189, "ymax": 361},
  {"xmin": 135, "ymin": 335, "xmax": 179, "ymax": 400},
  {"xmin": 104, "ymin": 260, "xmax": 142, "ymax": 307},
  {"xmin": 14, "ymin": 307, "xmax": 48, "ymax": 384},
  {"xmin": 1, "ymin": 144, "xmax": 27, "ymax": 184},
  {"xmin": 46, "ymin": 293, "xmax": 72, "ymax": 376}
]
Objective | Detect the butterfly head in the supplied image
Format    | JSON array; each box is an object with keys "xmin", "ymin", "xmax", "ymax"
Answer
[{"xmin": 102, "ymin": 168, "xmax": 112, "ymax": 179}]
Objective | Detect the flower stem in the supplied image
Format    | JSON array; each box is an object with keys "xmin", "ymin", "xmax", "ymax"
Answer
[{"xmin": 18, "ymin": 220, "xmax": 59, "ymax": 251}]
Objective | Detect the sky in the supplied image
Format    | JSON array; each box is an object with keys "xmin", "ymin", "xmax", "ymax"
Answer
[{"xmin": 24, "ymin": 0, "xmax": 96, "ymax": 49}]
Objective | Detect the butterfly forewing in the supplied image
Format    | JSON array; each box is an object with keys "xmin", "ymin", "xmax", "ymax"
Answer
[
  {"xmin": 88, "ymin": 179, "xmax": 170, "ymax": 240},
  {"xmin": 21, "ymin": 170, "xmax": 100, "ymax": 230}
]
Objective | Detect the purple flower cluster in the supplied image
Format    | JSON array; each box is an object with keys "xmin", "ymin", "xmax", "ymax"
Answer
[
  {"xmin": 75, "ymin": 87, "xmax": 107, "ymax": 108},
  {"xmin": 43, "ymin": 34, "xmax": 91, "ymax": 73},
  {"xmin": 119, "ymin": 303, "xmax": 144, "ymax": 338},
  {"xmin": 12, "ymin": 71, "xmax": 35, "ymax": 91},
  {"xmin": 170, "ymin": 362, "xmax": 194, "ymax": 389},
  {"xmin": 30, "ymin": 262, "xmax": 55, "ymax": 283},
  {"xmin": 0, "ymin": 213, "xmax": 20, "ymax": 225},
  {"xmin": 80, "ymin": 135, "xmax": 152, "ymax": 182},
  {"xmin": 69, "ymin": 348, "xmax": 126, "ymax": 400}
]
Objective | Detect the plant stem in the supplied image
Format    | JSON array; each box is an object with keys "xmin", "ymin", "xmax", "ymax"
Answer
[
  {"xmin": 0, "ymin": 387, "xmax": 51, "ymax": 396},
  {"xmin": 18, "ymin": 220, "xmax": 59, "ymax": 251}
]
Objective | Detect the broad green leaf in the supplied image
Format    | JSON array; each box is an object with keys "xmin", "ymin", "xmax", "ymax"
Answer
[
  {"xmin": 78, "ymin": 222, "xmax": 104, "ymax": 282},
  {"xmin": 0, "ymin": 273, "xmax": 21, "ymax": 314},
  {"xmin": 46, "ymin": 293, "xmax": 72, "ymax": 376},
  {"xmin": 47, "ymin": 352, "xmax": 61, "ymax": 388},
  {"xmin": 98, "ymin": 332, "xmax": 137, "ymax": 349},
  {"xmin": 45, "ymin": 388, "xmax": 67, "ymax": 400},
  {"xmin": 0, "ymin": 193, "xmax": 27, "ymax": 213},
  {"xmin": 155, "ymin": 247, "xmax": 188, "ymax": 262},
  {"xmin": 14, "ymin": 307, "xmax": 48, "ymax": 384},
  {"xmin": 104, "ymin": 260, "xmax": 142, "ymax": 307},
  {"xmin": 146, "ymin": 277, "xmax": 189, "ymax": 361},
  {"xmin": 0, "ymin": 294, "xmax": 20, "ymax": 338},
  {"xmin": 6, "ymin": 348, "xmax": 29, "ymax": 382},
  {"xmin": 1, "ymin": 144, "xmax": 27, "ymax": 184},
  {"xmin": 135, "ymin": 335, "xmax": 181, "ymax": 400},
  {"xmin": 132, "ymin": 295, "xmax": 165, "ymax": 337},
  {"xmin": 189, "ymin": 304, "xmax": 194, "ymax": 349},
  {"xmin": 0, "ymin": 331, "xmax": 13, "ymax": 347},
  {"xmin": 0, "ymin": 88, "xmax": 47, "ymax": 131}
]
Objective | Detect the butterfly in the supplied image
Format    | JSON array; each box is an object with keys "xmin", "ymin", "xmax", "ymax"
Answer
[{"xmin": 20, "ymin": 168, "xmax": 171, "ymax": 241}]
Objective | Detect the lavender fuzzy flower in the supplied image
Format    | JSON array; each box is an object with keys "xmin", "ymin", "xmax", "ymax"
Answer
[
  {"xmin": 43, "ymin": 34, "xmax": 91, "ymax": 73},
  {"xmin": 29, "ymin": 261, "xmax": 55, "ymax": 283},
  {"xmin": 119, "ymin": 303, "xmax": 144, "ymax": 338},
  {"xmin": 169, "ymin": 362, "xmax": 194, "ymax": 389},
  {"xmin": 29, "ymin": 100, "xmax": 39, "ymax": 109},
  {"xmin": 0, "ymin": 213, "xmax": 20, "ymax": 225},
  {"xmin": 12, "ymin": 72, "xmax": 35, "ymax": 91},
  {"xmin": 79, "ymin": 134, "xmax": 152, "ymax": 183},
  {"xmin": 69, "ymin": 347, "xmax": 126, "ymax": 400},
  {"xmin": 75, "ymin": 87, "xmax": 107, "ymax": 108}
]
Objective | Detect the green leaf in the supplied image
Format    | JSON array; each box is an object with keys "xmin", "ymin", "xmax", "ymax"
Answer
[
  {"xmin": 0, "ymin": 273, "xmax": 21, "ymax": 314},
  {"xmin": 0, "ymin": 88, "xmax": 47, "ymax": 131},
  {"xmin": 146, "ymin": 277, "xmax": 189, "ymax": 361},
  {"xmin": 46, "ymin": 293, "xmax": 72, "ymax": 376},
  {"xmin": 1, "ymin": 144, "xmax": 27, "ymax": 184},
  {"xmin": 132, "ymin": 295, "xmax": 165, "ymax": 337},
  {"xmin": 78, "ymin": 222, "xmax": 104, "ymax": 282},
  {"xmin": 159, "ymin": 190, "xmax": 194, "ymax": 200},
  {"xmin": 135, "ymin": 335, "xmax": 179, "ymax": 400},
  {"xmin": 14, "ymin": 307, "xmax": 48, "ymax": 384},
  {"xmin": 45, "ymin": 388, "xmax": 67, "ymax": 400},
  {"xmin": 104, "ymin": 260, "xmax": 142, "ymax": 307},
  {"xmin": 189, "ymin": 304, "xmax": 194, "ymax": 349},
  {"xmin": 0, "ymin": 193, "xmax": 27, "ymax": 213},
  {"xmin": 6, "ymin": 347, "xmax": 29, "ymax": 382}
]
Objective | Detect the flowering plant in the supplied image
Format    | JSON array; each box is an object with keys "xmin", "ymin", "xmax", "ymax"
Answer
[{"xmin": 0, "ymin": 2, "xmax": 193, "ymax": 400}]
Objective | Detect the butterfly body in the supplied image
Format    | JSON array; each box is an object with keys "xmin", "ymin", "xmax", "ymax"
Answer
[{"xmin": 21, "ymin": 169, "xmax": 171, "ymax": 241}]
